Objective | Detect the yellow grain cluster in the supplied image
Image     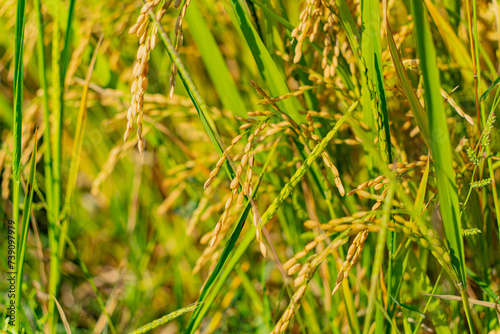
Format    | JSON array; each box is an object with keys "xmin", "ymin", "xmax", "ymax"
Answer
[
  {"xmin": 126, "ymin": 0, "xmax": 170, "ymax": 152},
  {"xmin": 348, "ymin": 155, "xmax": 429, "ymax": 198},
  {"xmin": 168, "ymin": 0, "xmax": 191, "ymax": 99},
  {"xmin": 272, "ymin": 237, "xmax": 348, "ymax": 333},
  {"xmin": 203, "ymin": 116, "xmax": 268, "ymax": 257},
  {"xmin": 332, "ymin": 229, "xmax": 369, "ymax": 295},
  {"xmin": 301, "ymin": 111, "xmax": 345, "ymax": 196},
  {"xmin": 291, "ymin": 0, "xmax": 325, "ymax": 64},
  {"xmin": 256, "ymin": 85, "xmax": 314, "ymax": 105}
]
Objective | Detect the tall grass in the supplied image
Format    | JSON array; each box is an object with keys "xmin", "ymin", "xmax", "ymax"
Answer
[
  {"xmin": 412, "ymin": 0, "xmax": 468, "ymax": 306},
  {"xmin": 11, "ymin": 0, "xmax": 26, "ymax": 331},
  {"xmin": 1, "ymin": 0, "xmax": 499, "ymax": 333}
]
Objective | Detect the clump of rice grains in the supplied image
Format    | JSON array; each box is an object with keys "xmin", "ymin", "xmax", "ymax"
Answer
[
  {"xmin": 168, "ymin": 0, "xmax": 191, "ymax": 99},
  {"xmin": 303, "ymin": 211, "xmax": 383, "ymax": 235},
  {"xmin": 303, "ymin": 111, "xmax": 345, "ymax": 196},
  {"xmin": 126, "ymin": 0, "xmax": 168, "ymax": 152},
  {"xmin": 291, "ymin": 0, "xmax": 347, "ymax": 82},
  {"xmin": 203, "ymin": 111, "xmax": 274, "ymax": 257},
  {"xmin": 347, "ymin": 155, "xmax": 429, "ymax": 211},
  {"xmin": 126, "ymin": 0, "xmax": 191, "ymax": 152},
  {"xmin": 331, "ymin": 229, "xmax": 369, "ymax": 295},
  {"xmin": 291, "ymin": 0, "xmax": 324, "ymax": 64},
  {"xmin": 272, "ymin": 237, "xmax": 348, "ymax": 333}
]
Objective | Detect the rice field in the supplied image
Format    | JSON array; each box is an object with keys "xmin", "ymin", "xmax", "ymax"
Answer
[{"xmin": 0, "ymin": 0, "xmax": 499, "ymax": 333}]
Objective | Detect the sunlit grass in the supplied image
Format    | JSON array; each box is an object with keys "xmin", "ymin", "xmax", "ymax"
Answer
[{"xmin": 1, "ymin": 0, "xmax": 499, "ymax": 333}]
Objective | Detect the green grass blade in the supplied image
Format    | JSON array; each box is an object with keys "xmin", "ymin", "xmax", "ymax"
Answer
[
  {"xmin": 227, "ymin": 0, "xmax": 303, "ymax": 121},
  {"xmin": 391, "ymin": 296, "xmax": 424, "ymax": 317},
  {"xmin": 334, "ymin": 0, "xmax": 392, "ymax": 166},
  {"xmin": 185, "ymin": 2, "xmax": 247, "ymax": 117},
  {"xmin": 12, "ymin": 0, "xmax": 27, "ymax": 330},
  {"xmin": 415, "ymin": 160, "xmax": 431, "ymax": 213},
  {"xmin": 34, "ymin": 0, "xmax": 54, "ymax": 217},
  {"xmin": 129, "ymin": 303, "xmax": 201, "ymax": 334},
  {"xmin": 361, "ymin": 0, "xmax": 392, "ymax": 163},
  {"xmin": 48, "ymin": 1, "xmax": 76, "ymax": 330},
  {"xmin": 480, "ymin": 74, "xmax": 500, "ymax": 102},
  {"xmin": 51, "ymin": 0, "xmax": 62, "ymax": 219},
  {"xmin": 333, "ymin": 0, "xmax": 362, "ymax": 64},
  {"xmin": 48, "ymin": 11, "xmax": 63, "ymax": 332},
  {"xmin": 184, "ymin": 203, "xmax": 252, "ymax": 333},
  {"xmin": 412, "ymin": 0, "xmax": 472, "ymax": 330},
  {"xmin": 424, "ymin": 0, "xmax": 473, "ymax": 80},
  {"xmin": 360, "ymin": 0, "xmax": 377, "ymax": 174},
  {"xmin": 246, "ymin": 0, "xmax": 294, "ymax": 30},
  {"xmin": 51, "ymin": 0, "xmax": 75, "ymax": 213},
  {"xmin": 386, "ymin": 25, "xmax": 430, "ymax": 146},
  {"xmin": 12, "ymin": 0, "xmax": 26, "ymax": 182},
  {"xmin": 60, "ymin": 0, "xmax": 76, "ymax": 86},
  {"xmin": 412, "ymin": 0, "xmax": 466, "ymax": 288},
  {"xmin": 15, "ymin": 129, "xmax": 37, "ymax": 331}
]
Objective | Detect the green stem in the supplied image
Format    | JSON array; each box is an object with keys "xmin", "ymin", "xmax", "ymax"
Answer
[
  {"xmin": 12, "ymin": 0, "xmax": 26, "ymax": 330},
  {"xmin": 460, "ymin": 288, "xmax": 477, "ymax": 333},
  {"xmin": 15, "ymin": 134, "xmax": 38, "ymax": 334},
  {"xmin": 12, "ymin": 182, "xmax": 20, "ymax": 330},
  {"xmin": 34, "ymin": 0, "xmax": 53, "ymax": 214},
  {"xmin": 48, "ymin": 6, "xmax": 62, "ymax": 333},
  {"xmin": 362, "ymin": 183, "xmax": 395, "ymax": 333}
]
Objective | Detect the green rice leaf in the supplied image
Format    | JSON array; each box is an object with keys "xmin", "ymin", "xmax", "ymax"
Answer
[
  {"xmin": 227, "ymin": 0, "xmax": 303, "ymax": 122},
  {"xmin": 412, "ymin": 0, "xmax": 467, "ymax": 291},
  {"xmin": 424, "ymin": 0, "xmax": 473, "ymax": 81},
  {"xmin": 16, "ymin": 128, "xmax": 37, "ymax": 331},
  {"xmin": 480, "ymin": 74, "xmax": 500, "ymax": 102},
  {"xmin": 386, "ymin": 25, "xmax": 430, "ymax": 146},
  {"xmin": 11, "ymin": 0, "xmax": 27, "ymax": 330},
  {"xmin": 361, "ymin": 0, "xmax": 392, "ymax": 163},
  {"xmin": 130, "ymin": 303, "xmax": 201, "ymax": 334},
  {"xmin": 186, "ymin": 2, "xmax": 247, "ymax": 116}
]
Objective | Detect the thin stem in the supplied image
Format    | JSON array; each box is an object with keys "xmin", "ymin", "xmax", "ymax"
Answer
[
  {"xmin": 362, "ymin": 183, "xmax": 395, "ymax": 333},
  {"xmin": 12, "ymin": 0, "xmax": 26, "ymax": 330},
  {"xmin": 464, "ymin": 0, "xmax": 482, "ymax": 136},
  {"xmin": 34, "ymin": 0, "xmax": 53, "ymax": 214},
  {"xmin": 48, "ymin": 6, "xmax": 62, "ymax": 333}
]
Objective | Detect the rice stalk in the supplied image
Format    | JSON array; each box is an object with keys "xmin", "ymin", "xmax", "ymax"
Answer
[{"xmin": 11, "ymin": 0, "xmax": 26, "ymax": 329}]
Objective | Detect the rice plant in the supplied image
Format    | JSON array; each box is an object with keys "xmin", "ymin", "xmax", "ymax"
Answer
[{"xmin": 0, "ymin": 0, "xmax": 499, "ymax": 333}]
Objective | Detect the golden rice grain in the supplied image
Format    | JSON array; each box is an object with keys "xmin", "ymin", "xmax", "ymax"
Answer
[
  {"xmin": 332, "ymin": 229, "xmax": 369, "ymax": 295},
  {"xmin": 126, "ymin": 0, "xmax": 169, "ymax": 152},
  {"xmin": 288, "ymin": 263, "xmax": 302, "ymax": 275},
  {"xmin": 283, "ymin": 258, "xmax": 297, "ymax": 270}
]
